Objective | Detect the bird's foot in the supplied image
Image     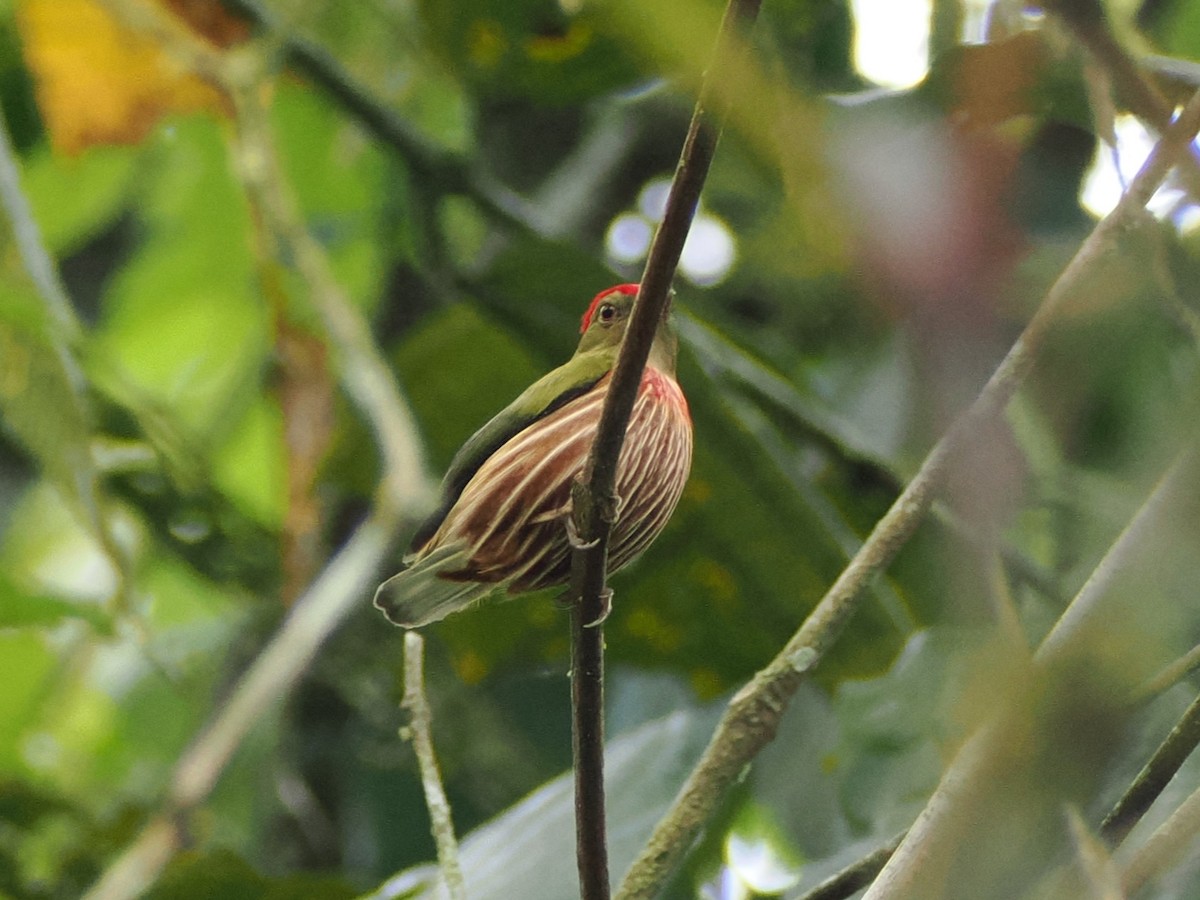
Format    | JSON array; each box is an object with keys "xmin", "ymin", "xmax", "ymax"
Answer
[
  {"xmin": 564, "ymin": 514, "xmax": 600, "ymax": 551},
  {"xmin": 597, "ymin": 491, "xmax": 620, "ymax": 526},
  {"xmin": 552, "ymin": 587, "xmax": 613, "ymax": 626},
  {"xmin": 584, "ymin": 588, "xmax": 613, "ymax": 628}
]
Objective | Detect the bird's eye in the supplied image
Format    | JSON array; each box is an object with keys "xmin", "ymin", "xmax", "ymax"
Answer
[{"xmin": 598, "ymin": 303, "xmax": 617, "ymax": 323}]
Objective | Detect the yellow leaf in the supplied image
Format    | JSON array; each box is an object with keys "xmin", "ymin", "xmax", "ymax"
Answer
[{"xmin": 17, "ymin": 0, "xmax": 242, "ymax": 154}]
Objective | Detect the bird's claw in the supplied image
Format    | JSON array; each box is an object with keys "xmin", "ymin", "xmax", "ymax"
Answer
[
  {"xmin": 553, "ymin": 587, "xmax": 613, "ymax": 626},
  {"xmin": 564, "ymin": 514, "xmax": 600, "ymax": 550},
  {"xmin": 598, "ymin": 492, "xmax": 620, "ymax": 526},
  {"xmin": 584, "ymin": 588, "xmax": 613, "ymax": 628}
]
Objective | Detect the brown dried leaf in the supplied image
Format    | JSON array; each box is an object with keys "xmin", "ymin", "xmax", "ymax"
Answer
[{"xmin": 17, "ymin": 0, "xmax": 247, "ymax": 154}]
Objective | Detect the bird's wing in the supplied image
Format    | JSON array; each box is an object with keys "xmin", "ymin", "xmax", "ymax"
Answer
[{"xmin": 408, "ymin": 350, "xmax": 615, "ymax": 552}]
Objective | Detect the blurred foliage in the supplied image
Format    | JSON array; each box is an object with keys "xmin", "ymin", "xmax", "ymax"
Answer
[{"xmin": 3, "ymin": 0, "xmax": 1200, "ymax": 898}]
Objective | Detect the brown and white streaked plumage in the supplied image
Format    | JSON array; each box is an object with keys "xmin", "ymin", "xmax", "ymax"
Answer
[{"xmin": 374, "ymin": 284, "xmax": 692, "ymax": 628}]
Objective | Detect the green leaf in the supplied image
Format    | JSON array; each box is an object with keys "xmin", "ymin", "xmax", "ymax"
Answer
[
  {"xmin": 417, "ymin": 0, "xmax": 644, "ymax": 103},
  {"xmin": 0, "ymin": 289, "xmax": 102, "ymax": 534},
  {"xmin": 0, "ymin": 572, "xmax": 108, "ymax": 629},
  {"xmin": 146, "ymin": 849, "xmax": 356, "ymax": 900},
  {"xmin": 676, "ymin": 312, "xmax": 907, "ymax": 475},
  {"xmin": 20, "ymin": 144, "xmax": 137, "ymax": 254},
  {"xmin": 0, "ymin": 630, "xmax": 55, "ymax": 774},
  {"xmin": 88, "ymin": 121, "xmax": 264, "ymax": 448},
  {"xmin": 272, "ymin": 84, "xmax": 388, "ymax": 307}
]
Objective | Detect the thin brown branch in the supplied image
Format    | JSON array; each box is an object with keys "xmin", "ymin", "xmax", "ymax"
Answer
[
  {"xmin": 615, "ymin": 82, "xmax": 1200, "ymax": 900},
  {"xmin": 565, "ymin": 1, "xmax": 761, "ymax": 896},
  {"xmin": 403, "ymin": 633, "xmax": 465, "ymax": 900}
]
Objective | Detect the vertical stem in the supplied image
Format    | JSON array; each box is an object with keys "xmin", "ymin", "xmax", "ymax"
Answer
[
  {"xmin": 403, "ymin": 633, "xmax": 465, "ymax": 900},
  {"xmin": 566, "ymin": 3, "xmax": 761, "ymax": 897},
  {"xmin": 572, "ymin": 604, "xmax": 610, "ymax": 900}
]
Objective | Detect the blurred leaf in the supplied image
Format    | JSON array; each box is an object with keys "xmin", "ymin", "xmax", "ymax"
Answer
[
  {"xmin": 94, "ymin": 115, "xmax": 265, "ymax": 436},
  {"xmin": 0, "ymin": 780, "xmax": 125, "ymax": 898},
  {"xmin": 417, "ymin": 0, "xmax": 644, "ymax": 104},
  {"xmin": 271, "ymin": 84, "xmax": 388, "ymax": 307},
  {"xmin": 16, "ymin": 0, "xmax": 239, "ymax": 155},
  {"xmin": 677, "ymin": 312, "xmax": 907, "ymax": 474},
  {"xmin": 923, "ymin": 31, "xmax": 1091, "ymax": 133},
  {"xmin": 0, "ymin": 570, "xmax": 108, "ymax": 629},
  {"xmin": 0, "ymin": 631, "xmax": 55, "ymax": 774},
  {"xmin": 146, "ymin": 849, "xmax": 356, "ymax": 900},
  {"xmin": 209, "ymin": 395, "xmax": 285, "ymax": 531},
  {"xmin": 0, "ymin": 289, "xmax": 101, "ymax": 532},
  {"xmin": 20, "ymin": 143, "xmax": 136, "ymax": 254},
  {"xmin": 1142, "ymin": 0, "xmax": 1200, "ymax": 64}
]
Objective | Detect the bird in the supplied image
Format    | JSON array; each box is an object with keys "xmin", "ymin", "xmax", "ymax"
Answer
[{"xmin": 374, "ymin": 283, "xmax": 693, "ymax": 628}]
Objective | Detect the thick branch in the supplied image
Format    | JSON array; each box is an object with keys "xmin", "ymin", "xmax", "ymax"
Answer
[{"xmin": 616, "ymin": 82, "xmax": 1200, "ymax": 900}]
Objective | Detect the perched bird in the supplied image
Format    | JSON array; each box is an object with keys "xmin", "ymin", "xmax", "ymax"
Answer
[{"xmin": 375, "ymin": 284, "xmax": 693, "ymax": 628}]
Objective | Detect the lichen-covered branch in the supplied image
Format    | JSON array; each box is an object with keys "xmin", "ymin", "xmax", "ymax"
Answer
[{"xmin": 403, "ymin": 633, "xmax": 465, "ymax": 900}]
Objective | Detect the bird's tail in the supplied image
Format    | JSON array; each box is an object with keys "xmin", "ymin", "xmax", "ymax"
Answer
[{"xmin": 373, "ymin": 542, "xmax": 494, "ymax": 628}]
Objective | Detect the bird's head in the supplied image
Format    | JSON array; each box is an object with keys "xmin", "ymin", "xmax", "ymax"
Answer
[{"xmin": 575, "ymin": 284, "xmax": 678, "ymax": 372}]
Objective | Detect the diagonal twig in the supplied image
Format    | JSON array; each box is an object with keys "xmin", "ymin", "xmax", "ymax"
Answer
[
  {"xmin": 1101, "ymin": 686, "xmax": 1200, "ymax": 848},
  {"xmin": 616, "ymin": 81, "xmax": 1200, "ymax": 900},
  {"xmin": 861, "ymin": 438, "xmax": 1200, "ymax": 900}
]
